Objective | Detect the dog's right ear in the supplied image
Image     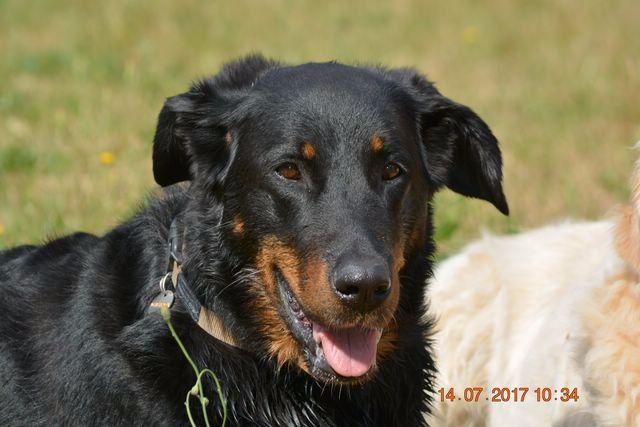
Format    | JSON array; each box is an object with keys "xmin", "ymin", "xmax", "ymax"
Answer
[{"xmin": 152, "ymin": 54, "xmax": 279, "ymax": 187}]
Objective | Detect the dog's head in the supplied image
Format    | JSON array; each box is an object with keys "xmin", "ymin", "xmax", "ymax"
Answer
[{"xmin": 153, "ymin": 55, "xmax": 508, "ymax": 383}]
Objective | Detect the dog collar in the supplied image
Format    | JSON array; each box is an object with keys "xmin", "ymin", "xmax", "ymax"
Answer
[{"xmin": 149, "ymin": 219, "xmax": 241, "ymax": 349}]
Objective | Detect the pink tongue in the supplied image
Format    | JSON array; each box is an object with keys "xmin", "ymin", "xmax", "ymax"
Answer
[{"xmin": 312, "ymin": 324, "xmax": 381, "ymax": 377}]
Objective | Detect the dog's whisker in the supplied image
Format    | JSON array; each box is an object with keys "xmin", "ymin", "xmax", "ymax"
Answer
[{"xmin": 211, "ymin": 268, "xmax": 260, "ymax": 299}]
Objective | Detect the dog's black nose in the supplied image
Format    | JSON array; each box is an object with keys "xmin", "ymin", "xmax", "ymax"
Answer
[{"xmin": 332, "ymin": 255, "xmax": 391, "ymax": 312}]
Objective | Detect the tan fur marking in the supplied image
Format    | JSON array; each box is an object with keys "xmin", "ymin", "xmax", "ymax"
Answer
[
  {"xmin": 410, "ymin": 224, "xmax": 423, "ymax": 246},
  {"xmin": 254, "ymin": 236, "xmax": 305, "ymax": 367},
  {"xmin": 393, "ymin": 240, "xmax": 407, "ymax": 273},
  {"xmin": 300, "ymin": 256, "xmax": 337, "ymax": 316},
  {"xmin": 371, "ymin": 135, "xmax": 384, "ymax": 153},
  {"xmin": 301, "ymin": 141, "xmax": 316, "ymax": 160},
  {"xmin": 377, "ymin": 323, "xmax": 399, "ymax": 362},
  {"xmin": 232, "ymin": 215, "xmax": 245, "ymax": 235}
]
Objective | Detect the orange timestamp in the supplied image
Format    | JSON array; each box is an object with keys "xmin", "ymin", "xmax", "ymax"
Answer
[{"xmin": 438, "ymin": 387, "xmax": 579, "ymax": 403}]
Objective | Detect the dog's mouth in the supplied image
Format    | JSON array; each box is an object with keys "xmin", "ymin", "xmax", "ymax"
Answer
[{"xmin": 275, "ymin": 269, "xmax": 383, "ymax": 383}]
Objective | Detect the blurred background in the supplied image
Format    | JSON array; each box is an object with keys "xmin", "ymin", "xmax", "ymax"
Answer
[{"xmin": 1, "ymin": 0, "xmax": 639, "ymax": 256}]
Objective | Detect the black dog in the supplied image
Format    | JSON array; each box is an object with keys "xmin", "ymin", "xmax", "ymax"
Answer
[{"xmin": 0, "ymin": 55, "xmax": 507, "ymax": 426}]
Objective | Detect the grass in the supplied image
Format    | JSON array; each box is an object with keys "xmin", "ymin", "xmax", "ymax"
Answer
[{"xmin": 1, "ymin": 0, "xmax": 639, "ymax": 257}]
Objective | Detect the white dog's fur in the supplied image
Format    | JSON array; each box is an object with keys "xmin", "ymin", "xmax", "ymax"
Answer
[{"xmin": 427, "ymin": 161, "xmax": 640, "ymax": 426}]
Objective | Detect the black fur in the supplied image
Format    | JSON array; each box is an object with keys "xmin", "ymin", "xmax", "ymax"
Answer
[{"xmin": 0, "ymin": 55, "xmax": 507, "ymax": 426}]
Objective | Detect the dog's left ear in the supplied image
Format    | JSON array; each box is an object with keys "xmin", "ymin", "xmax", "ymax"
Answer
[
  {"xmin": 393, "ymin": 70, "xmax": 509, "ymax": 215},
  {"xmin": 421, "ymin": 94, "xmax": 509, "ymax": 215}
]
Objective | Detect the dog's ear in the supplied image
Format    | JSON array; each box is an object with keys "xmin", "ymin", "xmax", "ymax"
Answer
[
  {"xmin": 152, "ymin": 54, "xmax": 279, "ymax": 187},
  {"xmin": 391, "ymin": 70, "xmax": 509, "ymax": 215},
  {"xmin": 421, "ymin": 94, "xmax": 509, "ymax": 215}
]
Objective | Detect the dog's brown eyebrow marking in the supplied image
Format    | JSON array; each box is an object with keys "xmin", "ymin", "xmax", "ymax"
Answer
[
  {"xmin": 232, "ymin": 215, "xmax": 245, "ymax": 235},
  {"xmin": 301, "ymin": 141, "xmax": 316, "ymax": 160},
  {"xmin": 371, "ymin": 135, "xmax": 384, "ymax": 153}
]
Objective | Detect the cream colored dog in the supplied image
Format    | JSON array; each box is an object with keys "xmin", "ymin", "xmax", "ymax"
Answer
[{"xmin": 427, "ymin": 159, "xmax": 640, "ymax": 426}]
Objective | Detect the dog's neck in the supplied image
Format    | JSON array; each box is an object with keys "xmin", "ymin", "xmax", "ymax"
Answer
[{"xmin": 149, "ymin": 217, "xmax": 242, "ymax": 349}]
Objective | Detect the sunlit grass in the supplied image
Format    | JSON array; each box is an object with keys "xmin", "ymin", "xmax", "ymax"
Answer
[{"xmin": 1, "ymin": 0, "xmax": 639, "ymax": 256}]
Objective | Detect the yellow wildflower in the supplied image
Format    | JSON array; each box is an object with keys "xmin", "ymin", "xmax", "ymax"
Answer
[{"xmin": 99, "ymin": 151, "xmax": 116, "ymax": 165}]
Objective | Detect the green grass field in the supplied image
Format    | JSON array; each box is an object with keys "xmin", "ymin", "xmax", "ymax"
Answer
[{"xmin": 1, "ymin": 0, "xmax": 639, "ymax": 256}]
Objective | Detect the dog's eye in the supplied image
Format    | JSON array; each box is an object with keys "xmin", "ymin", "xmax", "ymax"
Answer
[
  {"xmin": 382, "ymin": 162, "xmax": 402, "ymax": 181},
  {"xmin": 276, "ymin": 163, "xmax": 301, "ymax": 180}
]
